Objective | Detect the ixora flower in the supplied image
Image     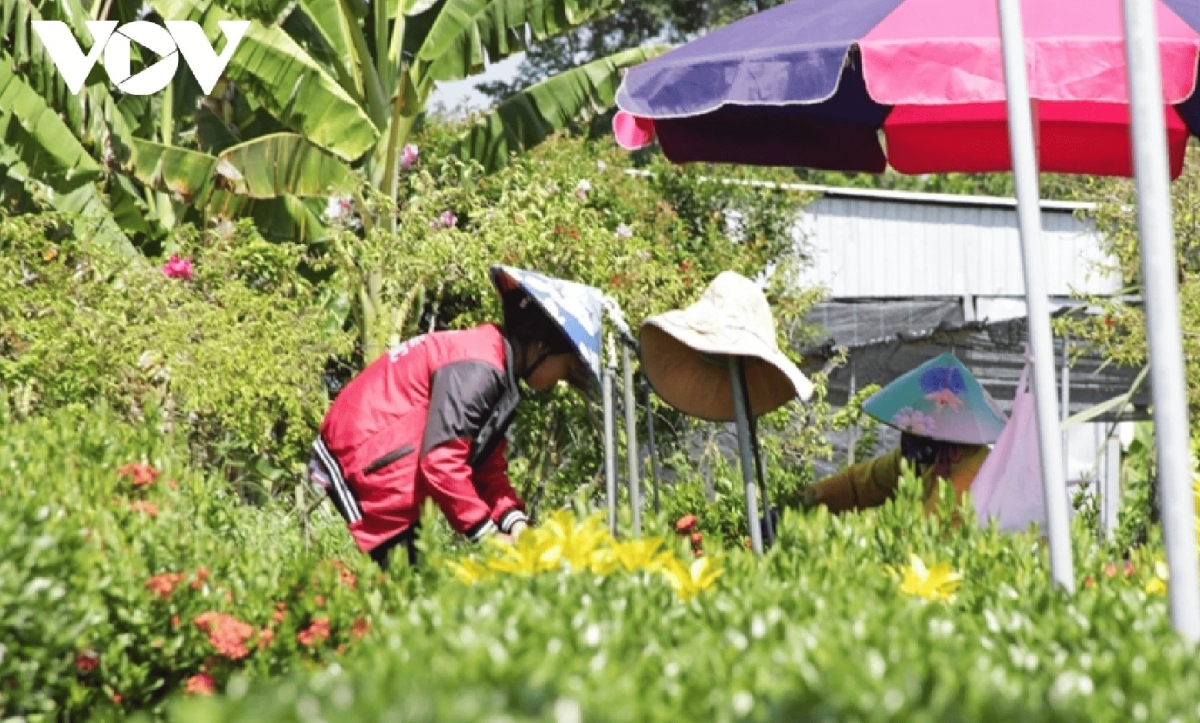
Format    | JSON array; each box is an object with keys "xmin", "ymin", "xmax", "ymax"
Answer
[
  {"xmin": 75, "ymin": 650, "xmax": 99, "ymax": 675},
  {"xmin": 117, "ymin": 462, "xmax": 159, "ymax": 488},
  {"xmin": 895, "ymin": 554, "xmax": 962, "ymax": 601},
  {"xmin": 400, "ymin": 143, "xmax": 419, "ymax": 170},
  {"xmin": 674, "ymin": 515, "xmax": 698, "ymax": 535},
  {"xmin": 184, "ymin": 673, "xmax": 216, "ymax": 696},
  {"xmin": 297, "ymin": 616, "xmax": 331, "ymax": 647},
  {"xmin": 145, "ymin": 572, "xmax": 186, "ymax": 599},
  {"xmin": 891, "ymin": 407, "xmax": 936, "ymax": 437},
  {"xmin": 193, "ymin": 612, "xmax": 255, "ymax": 660},
  {"xmin": 130, "ymin": 500, "xmax": 160, "ymax": 517},
  {"xmin": 161, "ymin": 255, "xmax": 194, "ymax": 280}
]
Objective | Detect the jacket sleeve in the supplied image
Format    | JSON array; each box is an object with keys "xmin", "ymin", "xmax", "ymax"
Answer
[
  {"xmin": 811, "ymin": 448, "xmax": 905, "ymax": 513},
  {"xmin": 473, "ymin": 439, "xmax": 528, "ymax": 533},
  {"xmin": 418, "ymin": 361, "xmax": 506, "ymax": 542}
]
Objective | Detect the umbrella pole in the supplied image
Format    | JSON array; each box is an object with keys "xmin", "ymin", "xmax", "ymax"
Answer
[
  {"xmin": 623, "ymin": 344, "xmax": 642, "ymax": 536},
  {"xmin": 644, "ymin": 379, "xmax": 662, "ymax": 515},
  {"xmin": 728, "ymin": 356, "xmax": 764, "ymax": 555},
  {"xmin": 604, "ymin": 338, "xmax": 619, "ymax": 538},
  {"xmin": 1123, "ymin": 0, "xmax": 1200, "ymax": 641},
  {"xmin": 738, "ymin": 359, "xmax": 774, "ymax": 546},
  {"xmin": 997, "ymin": 0, "xmax": 1075, "ymax": 592}
]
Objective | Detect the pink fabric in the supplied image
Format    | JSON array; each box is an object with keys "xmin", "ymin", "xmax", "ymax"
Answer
[
  {"xmin": 885, "ymin": 100, "xmax": 1190, "ymax": 177},
  {"xmin": 861, "ymin": 0, "xmax": 1200, "ymax": 105},
  {"xmin": 613, "ymin": 111, "xmax": 657, "ymax": 149},
  {"xmin": 971, "ymin": 363, "xmax": 1047, "ymax": 532}
]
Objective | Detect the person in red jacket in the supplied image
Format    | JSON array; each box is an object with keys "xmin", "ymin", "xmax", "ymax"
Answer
[{"xmin": 306, "ymin": 266, "xmax": 605, "ymax": 569}]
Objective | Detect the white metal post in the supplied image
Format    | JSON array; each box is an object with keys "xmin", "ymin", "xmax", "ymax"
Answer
[
  {"xmin": 1122, "ymin": 0, "xmax": 1200, "ymax": 641},
  {"xmin": 603, "ymin": 335, "xmax": 619, "ymax": 538},
  {"xmin": 997, "ymin": 0, "xmax": 1075, "ymax": 592},
  {"xmin": 622, "ymin": 344, "xmax": 642, "ymax": 536},
  {"xmin": 729, "ymin": 356, "xmax": 764, "ymax": 555}
]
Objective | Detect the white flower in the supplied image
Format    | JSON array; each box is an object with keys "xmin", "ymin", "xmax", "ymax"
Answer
[
  {"xmin": 615, "ymin": 223, "xmax": 632, "ymax": 239},
  {"xmin": 596, "ymin": 160, "xmax": 608, "ymax": 171}
]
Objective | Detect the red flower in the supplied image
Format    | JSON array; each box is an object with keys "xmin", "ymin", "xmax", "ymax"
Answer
[
  {"xmin": 111, "ymin": 692, "xmax": 123, "ymax": 704},
  {"xmin": 145, "ymin": 572, "xmax": 186, "ymax": 599},
  {"xmin": 272, "ymin": 602, "xmax": 287, "ymax": 626},
  {"xmin": 674, "ymin": 515, "xmax": 697, "ymax": 535},
  {"xmin": 297, "ymin": 616, "xmax": 331, "ymax": 647},
  {"xmin": 331, "ymin": 560, "xmax": 357, "ymax": 589},
  {"xmin": 690, "ymin": 532, "xmax": 703, "ymax": 547},
  {"xmin": 1104, "ymin": 562, "xmax": 1118, "ymax": 578},
  {"xmin": 117, "ymin": 463, "xmax": 160, "ymax": 488},
  {"xmin": 1125, "ymin": 561, "xmax": 1136, "ymax": 577},
  {"xmin": 168, "ymin": 479, "xmax": 179, "ymax": 490},
  {"xmin": 1104, "ymin": 316, "xmax": 1115, "ymax": 328},
  {"xmin": 193, "ymin": 612, "xmax": 255, "ymax": 660},
  {"xmin": 130, "ymin": 500, "xmax": 159, "ymax": 518},
  {"xmin": 184, "ymin": 674, "xmax": 216, "ymax": 696},
  {"xmin": 162, "ymin": 255, "xmax": 194, "ymax": 281},
  {"xmin": 191, "ymin": 567, "xmax": 210, "ymax": 590},
  {"xmin": 257, "ymin": 627, "xmax": 275, "ymax": 650},
  {"xmin": 75, "ymin": 651, "xmax": 99, "ymax": 675},
  {"xmin": 351, "ymin": 617, "xmax": 371, "ymax": 639},
  {"xmin": 1084, "ymin": 576, "xmax": 1095, "ymax": 588},
  {"xmin": 171, "ymin": 615, "xmax": 181, "ymax": 629}
]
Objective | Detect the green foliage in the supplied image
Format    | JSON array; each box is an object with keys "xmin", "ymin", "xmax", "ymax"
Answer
[
  {"xmin": 0, "ymin": 405, "xmax": 382, "ymax": 719},
  {"xmin": 160, "ymin": 472, "xmax": 1197, "ymax": 723},
  {"xmin": 0, "ymin": 213, "xmax": 353, "ymax": 484}
]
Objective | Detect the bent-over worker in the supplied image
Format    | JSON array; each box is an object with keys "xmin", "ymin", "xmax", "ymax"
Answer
[{"xmin": 306, "ymin": 266, "xmax": 604, "ymax": 569}]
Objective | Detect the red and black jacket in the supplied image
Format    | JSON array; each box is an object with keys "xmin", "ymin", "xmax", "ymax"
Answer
[{"xmin": 313, "ymin": 324, "xmax": 527, "ymax": 552}]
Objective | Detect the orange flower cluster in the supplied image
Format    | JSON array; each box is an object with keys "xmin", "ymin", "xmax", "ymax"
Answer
[
  {"xmin": 130, "ymin": 500, "xmax": 160, "ymax": 517},
  {"xmin": 184, "ymin": 673, "xmax": 216, "ymax": 696},
  {"xmin": 272, "ymin": 601, "xmax": 287, "ymax": 626},
  {"xmin": 351, "ymin": 617, "xmax": 371, "ymax": 639},
  {"xmin": 191, "ymin": 566, "xmax": 209, "ymax": 590},
  {"xmin": 331, "ymin": 560, "xmax": 357, "ymax": 589},
  {"xmin": 117, "ymin": 462, "xmax": 159, "ymax": 487},
  {"xmin": 257, "ymin": 627, "xmax": 276, "ymax": 650},
  {"xmin": 297, "ymin": 616, "xmax": 330, "ymax": 647},
  {"xmin": 193, "ymin": 612, "xmax": 255, "ymax": 660},
  {"xmin": 145, "ymin": 572, "xmax": 186, "ymax": 599}
]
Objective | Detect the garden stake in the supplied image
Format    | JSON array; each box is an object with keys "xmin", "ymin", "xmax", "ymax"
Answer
[
  {"xmin": 644, "ymin": 378, "xmax": 662, "ymax": 515},
  {"xmin": 604, "ymin": 334, "xmax": 619, "ymax": 537},
  {"xmin": 729, "ymin": 355, "xmax": 764, "ymax": 555},
  {"xmin": 997, "ymin": 0, "xmax": 1075, "ymax": 592},
  {"xmin": 1123, "ymin": 0, "xmax": 1200, "ymax": 641},
  {"xmin": 739, "ymin": 363, "xmax": 773, "ymax": 547},
  {"xmin": 623, "ymin": 343, "xmax": 642, "ymax": 536}
]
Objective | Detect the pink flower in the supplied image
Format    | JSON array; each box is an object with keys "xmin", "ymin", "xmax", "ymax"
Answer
[
  {"xmin": 575, "ymin": 179, "xmax": 591, "ymax": 200},
  {"xmin": 431, "ymin": 210, "xmax": 457, "ymax": 229},
  {"xmin": 615, "ymin": 223, "xmax": 632, "ymax": 239},
  {"xmin": 185, "ymin": 673, "xmax": 216, "ymax": 696},
  {"xmin": 924, "ymin": 389, "xmax": 964, "ymax": 413},
  {"xmin": 161, "ymin": 255, "xmax": 193, "ymax": 280},
  {"xmin": 892, "ymin": 407, "xmax": 936, "ymax": 436},
  {"xmin": 400, "ymin": 144, "xmax": 419, "ymax": 170}
]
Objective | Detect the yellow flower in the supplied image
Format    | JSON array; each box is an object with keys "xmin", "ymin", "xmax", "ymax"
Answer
[
  {"xmin": 660, "ymin": 555, "xmax": 723, "ymax": 601},
  {"xmin": 612, "ymin": 538, "xmax": 666, "ymax": 573},
  {"xmin": 542, "ymin": 511, "xmax": 612, "ymax": 573},
  {"xmin": 897, "ymin": 554, "xmax": 961, "ymax": 601},
  {"xmin": 1145, "ymin": 558, "xmax": 1169, "ymax": 596},
  {"xmin": 484, "ymin": 529, "xmax": 564, "ymax": 576},
  {"xmin": 446, "ymin": 558, "xmax": 493, "ymax": 585}
]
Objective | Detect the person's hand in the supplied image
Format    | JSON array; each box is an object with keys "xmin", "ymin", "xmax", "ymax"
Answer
[
  {"xmin": 492, "ymin": 531, "xmax": 517, "ymax": 545},
  {"xmin": 509, "ymin": 520, "xmax": 529, "ymax": 541}
]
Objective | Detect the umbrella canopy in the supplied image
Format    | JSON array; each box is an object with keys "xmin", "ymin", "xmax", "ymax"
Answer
[{"xmin": 614, "ymin": 0, "xmax": 1200, "ymax": 177}]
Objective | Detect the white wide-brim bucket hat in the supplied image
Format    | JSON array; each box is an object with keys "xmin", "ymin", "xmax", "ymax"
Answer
[{"xmin": 639, "ymin": 271, "xmax": 814, "ymax": 421}]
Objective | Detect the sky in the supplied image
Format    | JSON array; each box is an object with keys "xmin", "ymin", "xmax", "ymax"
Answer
[{"xmin": 426, "ymin": 52, "xmax": 526, "ymax": 118}]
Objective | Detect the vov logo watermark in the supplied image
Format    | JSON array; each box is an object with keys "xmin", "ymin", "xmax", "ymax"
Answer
[{"xmin": 31, "ymin": 20, "xmax": 249, "ymax": 96}]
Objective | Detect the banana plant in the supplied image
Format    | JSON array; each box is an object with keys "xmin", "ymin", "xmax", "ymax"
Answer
[{"xmin": 147, "ymin": 0, "xmax": 665, "ymax": 363}]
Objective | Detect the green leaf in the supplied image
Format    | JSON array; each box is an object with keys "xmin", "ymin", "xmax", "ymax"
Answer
[
  {"xmin": 0, "ymin": 57, "xmax": 101, "ymax": 186},
  {"xmin": 217, "ymin": 133, "xmax": 358, "ymax": 199},
  {"xmin": 414, "ymin": 0, "xmax": 622, "ymax": 83},
  {"xmin": 127, "ymin": 139, "xmax": 219, "ymax": 207},
  {"xmin": 457, "ymin": 46, "xmax": 667, "ymax": 173},
  {"xmin": 146, "ymin": 0, "xmax": 381, "ymax": 163}
]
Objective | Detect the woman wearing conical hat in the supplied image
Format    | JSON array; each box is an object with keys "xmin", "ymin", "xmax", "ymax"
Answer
[{"xmin": 779, "ymin": 353, "xmax": 1007, "ymax": 516}]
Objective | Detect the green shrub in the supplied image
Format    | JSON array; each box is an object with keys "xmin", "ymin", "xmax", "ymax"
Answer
[{"xmin": 0, "ymin": 405, "xmax": 380, "ymax": 719}]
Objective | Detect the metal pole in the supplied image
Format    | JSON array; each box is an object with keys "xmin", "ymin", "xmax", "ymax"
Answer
[
  {"xmin": 603, "ymin": 337, "xmax": 619, "ymax": 538},
  {"xmin": 644, "ymin": 380, "xmax": 662, "ymax": 514},
  {"xmin": 728, "ymin": 356, "xmax": 763, "ymax": 555},
  {"xmin": 997, "ymin": 0, "xmax": 1075, "ymax": 592},
  {"xmin": 622, "ymin": 345, "xmax": 642, "ymax": 536},
  {"xmin": 1103, "ymin": 435, "xmax": 1121, "ymax": 541},
  {"xmin": 1062, "ymin": 328, "xmax": 1071, "ymax": 484},
  {"xmin": 1123, "ymin": 0, "xmax": 1200, "ymax": 640},
  {"xmin": 741, "ymin": 361, "xmax": 774, "ymax": 546}
]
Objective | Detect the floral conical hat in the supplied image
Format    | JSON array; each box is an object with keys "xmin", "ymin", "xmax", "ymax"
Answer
[{"xmin": 863, "ymin": 352, "xmax": 1007, "ymax": 445}]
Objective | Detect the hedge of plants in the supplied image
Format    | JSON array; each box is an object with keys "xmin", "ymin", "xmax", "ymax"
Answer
[{"xmin": 6, "ymin": 403, "xmax": 1198, "ymax": 722}]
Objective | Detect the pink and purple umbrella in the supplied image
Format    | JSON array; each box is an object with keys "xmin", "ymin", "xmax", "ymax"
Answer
[{"xmin": 614, "ymin": 0, "xmax": 1200, "ymax": 178}]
